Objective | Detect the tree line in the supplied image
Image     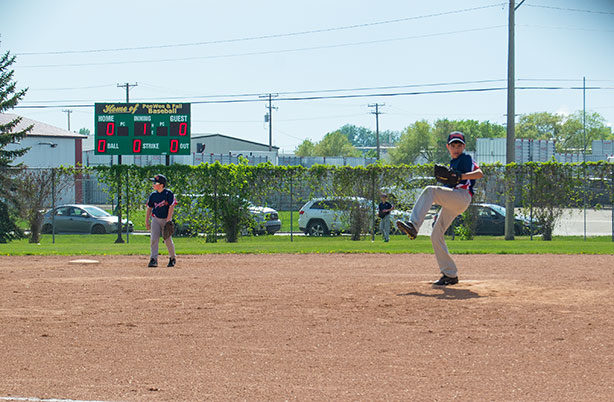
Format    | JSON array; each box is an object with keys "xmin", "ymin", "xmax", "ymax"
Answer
[{"xmin": 295, "ymin": 113, "xmax": 613, "ymax": 164}]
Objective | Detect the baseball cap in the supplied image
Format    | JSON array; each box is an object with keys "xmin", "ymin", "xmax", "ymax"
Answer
[
  {"xmin": 447, "ymin": 131, "xmax": 466, "ymax": 144},
  {"xmin": 150, "ymin": 174, "xmax": 167, "ymax": 185}
]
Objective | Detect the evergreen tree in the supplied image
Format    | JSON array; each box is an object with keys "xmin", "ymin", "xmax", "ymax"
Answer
[{"xmin": 0, "ymin": 45, "xmax": 30, "ymax": 242}]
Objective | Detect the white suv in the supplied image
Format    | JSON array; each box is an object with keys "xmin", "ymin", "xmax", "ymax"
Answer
[{"xmin": 298, "ymin": 197, "xmax": 411, "ymax": 236}]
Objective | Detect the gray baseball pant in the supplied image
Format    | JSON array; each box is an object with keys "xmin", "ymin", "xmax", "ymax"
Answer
[
  {"xmin": 150, "ymin": 217, "xmax": 176, "ymax": 261},
  {"xmin": 409, "ymin": 186, "xmax": 471, "ymax": 278},
  {"xmin": 379, "ymin": 214, "xmax": 391, "ymax": 241}
]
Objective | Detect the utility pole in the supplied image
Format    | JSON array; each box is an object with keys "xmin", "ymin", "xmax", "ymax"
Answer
[
  {"xmin": 368, "ymin": 103, "xmax": 384, "ymax": 160},
  {"xmin": 114, "ymin": 82, "xmax": 137, "ymax": 244},
  {"xmin": 62, "ymin": 109, "xmax": 72, "ymax": 131},
  {"xmin": 504, "ymin": 0, "xmax": 524, "ymax": 240},
  {"xmin": 260, "ymin": 93, "xmax": 278, "ymax": 152}
]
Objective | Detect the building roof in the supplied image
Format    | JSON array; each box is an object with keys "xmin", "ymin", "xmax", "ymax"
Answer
[
  {"xmin": 0, "ymin": 113, "xmax": 87, "ymax": 139},
  {"xmin": 192, "ymin": 133, "xmax": 279, "ymax": 150}
]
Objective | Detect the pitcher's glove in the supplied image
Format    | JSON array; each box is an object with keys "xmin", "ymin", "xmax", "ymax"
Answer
[
  {"xmin": 434, "ymin": 164, "xmax": 461, "ymax": 186},
  {"xmin": 163, "ymin": 221, "xmax": 175, "ymax": 240}
]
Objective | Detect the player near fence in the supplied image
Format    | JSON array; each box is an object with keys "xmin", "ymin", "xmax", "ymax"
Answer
[
  {"xmin": 146, "ymin": 174, "xmax": 177, "ymax": 268},
  {"xmin": 396, "ymin": 131, "xmax": 483, "ymax": 286},
  {"xmin": 378, "ymin": 193, "xmax": 394, "ymax": 242}
]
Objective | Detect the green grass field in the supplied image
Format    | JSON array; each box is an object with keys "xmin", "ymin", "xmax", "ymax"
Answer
[
  {"xmin": 105, "ymin": 209, "xmax": 300, "ymax": 232},
  {"xmin": 1, "ymin": 233, "xmax": 612, "ymax": 256}
]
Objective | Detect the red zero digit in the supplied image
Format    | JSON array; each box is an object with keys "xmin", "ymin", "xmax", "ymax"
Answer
[
  {"xmin": 170, "ymin": 139, "xmax": 179, "ymax": 153},
  {"xmin": 106, "ymin": 122, "xmax": 114, "ymax": 136},
  {"xmin": 133, "ymin": 139, "xmax": 142, "ymax": 153},
  {"xmin": 179, "ymin": 122, "xmax": 187, "ymax": 136},
  {"xmin": 97, "ymin": 139, "xmax": 106, "ymax": 152}
]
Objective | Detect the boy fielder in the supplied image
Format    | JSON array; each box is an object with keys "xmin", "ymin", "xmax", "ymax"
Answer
[
  {"xmin": 146, "ymin": 174, "xmax": 177, "ymax": 268},
  {"xmin": 396, "ymin": 131, "xmax": 483, "ymax": 285}
]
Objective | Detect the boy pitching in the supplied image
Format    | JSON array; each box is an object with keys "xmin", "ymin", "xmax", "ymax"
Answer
[
  {"xmin": 146, "ymin": 174, "xmax": 177, "ymax": 268},
  {"xmin": 396, "ymin": 131, "xmax": 483, "ymax": 285}
]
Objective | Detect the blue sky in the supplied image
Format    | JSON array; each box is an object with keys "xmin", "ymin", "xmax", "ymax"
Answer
[{"xmin": 2, "ymin": 0, "xmax": 613, "ymax": 152}]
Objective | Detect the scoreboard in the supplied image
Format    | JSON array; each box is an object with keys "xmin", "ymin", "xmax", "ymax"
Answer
[{"xmin": 94, "ymin": 103, "xmax": 190, "ymax": 155}]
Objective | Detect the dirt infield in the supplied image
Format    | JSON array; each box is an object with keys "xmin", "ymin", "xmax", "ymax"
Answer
[{"xmin": 0, "ymin": 254, "xmax": 612, "ymax": 401}]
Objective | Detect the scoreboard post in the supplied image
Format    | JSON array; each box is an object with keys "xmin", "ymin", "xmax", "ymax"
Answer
[{"xmin": 94, "ymin": 103, "xmax": 191, "ymax": 156}]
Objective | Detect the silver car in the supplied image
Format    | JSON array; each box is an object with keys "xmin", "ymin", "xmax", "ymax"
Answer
[{"xmin": 41, "ymin": 204, "xmax": 133, "ymax": 234}]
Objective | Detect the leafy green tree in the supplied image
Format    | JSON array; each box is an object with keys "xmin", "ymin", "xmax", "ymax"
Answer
[
  {"xmin": 516, "ymin": 112, "xmax": 563, "ymax": 141},
  {"xmin": 388, "ymin": 120, "xmax": 433, "ymax": 164},
  {"xmin": 294, "ymin": 139, "xmax": 316, "ymax": 156},
  {"xmin": 313, "ymin": 130, "xmax": 361, "ymax": 157},
  {"xmin": 338, "ymin": 124, "xmax": 400, "ymax": 147},
  {"xmin": 559, "ymin": 111, "xmax": 613, "ymax": 152},
  {"xmin": 0, "ymin": 46, "xmax": 30, "ymax": 242},
  {"xmin": 517, "ymin": 111, "xmax": 613, "ymax": 152},
  {"xmin": 78, "ymin": 128, "xmax": 90, "ymax": 136}
]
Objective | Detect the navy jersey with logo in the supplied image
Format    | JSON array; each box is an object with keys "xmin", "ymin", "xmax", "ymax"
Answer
[
  {"xmin": 448, "ymin": 153, "xmax": 480, "ymax": 196},
  {"xmin": 147, "ymin": 188, "xmax": 176, "ymax": 219}
]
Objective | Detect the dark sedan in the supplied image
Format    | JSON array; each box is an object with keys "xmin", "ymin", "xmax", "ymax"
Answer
[{"xmin": 433, "ymin": 203, "xmax": 541, "ymax": 236}]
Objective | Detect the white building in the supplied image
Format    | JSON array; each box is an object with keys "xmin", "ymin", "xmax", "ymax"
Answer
[{"xmin": 1, "ymin": 113, "xmax": 87, "ymax": 168}]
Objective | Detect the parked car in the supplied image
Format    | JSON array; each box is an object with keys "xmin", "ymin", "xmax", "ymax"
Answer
[
  {"xmin": 298, "ymin": 196, "xmax": 411, "ymax": 236},
  {"xmin": 432, "ymin": 203, "xmax": 541, "ymax": 236},
  {"xmin": 41, "ymin": 204, "xmax": 133, "ymax": 234},
  {"xmin": 247, "ymin": 203, "xmax": 282, "ymax": 235},
  {"xmin": 174, "ymin": 195, "xmax": 281, "ymax": 236}
]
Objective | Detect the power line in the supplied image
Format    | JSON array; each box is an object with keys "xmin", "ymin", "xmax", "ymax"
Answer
[
  {"xmin": 519, "ymin": 24, "xmax": 614, "ymax": 33},
  {"xmin": 17, "ymin": 25, "xmax": 506, "ymax": 69},
  {"xmin": 14, "ymin": 85, "xmax": 613, "ymax": 109},
  {"xmin": 21, "ymin": 78, "xmax": 614, "ymax": 101},
  {"xmin": 21, "ymin": 79, "xmax": 508, "ymax": 104},
  {"xmin": 15, "ymin": 3, "xmax": 505, "ymax": 56},
  {"xmin": 525, "ymin": 4, "xmax": 614, "ymax": 15}
]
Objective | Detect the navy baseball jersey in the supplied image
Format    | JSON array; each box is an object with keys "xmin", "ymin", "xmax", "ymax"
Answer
[
  {"xmin": 378, "ymin": 201, "xmax": 393, "ymax": 217},
  {"xmin": 147, "ymin": 189, "xmax": 177, "ymax": 219},
  {"xmin": 448, "ymin": 153, "xmax": 480, "ymax": 196}
]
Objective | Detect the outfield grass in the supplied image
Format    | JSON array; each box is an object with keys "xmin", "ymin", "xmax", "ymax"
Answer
[
  {"xmin": 110, "ymin": 209, "xmax": 301, "ymax": 232},
  {"xmin": 1, "ymin": 233, "xmax": 613, "ymax": 256}
]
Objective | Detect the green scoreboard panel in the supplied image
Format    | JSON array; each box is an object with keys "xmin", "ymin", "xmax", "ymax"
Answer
[{"xmin": 94, "ymin": 103, "xmax": 191, "ymax": 155}]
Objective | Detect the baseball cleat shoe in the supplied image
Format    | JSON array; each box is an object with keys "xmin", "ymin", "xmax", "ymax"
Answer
[
  {"xmin": 167, "ymin": 258, "xmax": 176, "ymax": 267},
  {"xmin": 396, "ymin": 220, "xmax": 418, "ymax": 239},
  {"xmin": 148, "ymin": 258, "xmax": 158, "ymax": 268},
  {"xmin": 433, "ymin": 274, "xmax": 459, "ymax": 286}
]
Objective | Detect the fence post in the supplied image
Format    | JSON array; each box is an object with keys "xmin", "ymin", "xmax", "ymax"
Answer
[
  {"xmin": 125, "ymin": 168, "xmax": 129, "ymax": 244},
  {"xmin": 290, "ymin": 172, "xmax": 293, "ymax": 242},
  {"xmin": 529, "ymin": 165, "xmax": 533, "ymax": 241},
  {"xmin": 115, "ymin": 167, "xmax": 124, "ymax": 243},
  {"xmin": 51, "ymin": 168, "xmax": 56, "ymax": 244},
  {"xmin": 371, "ymin": 166, "xmax": 376, "ymax": 242}
]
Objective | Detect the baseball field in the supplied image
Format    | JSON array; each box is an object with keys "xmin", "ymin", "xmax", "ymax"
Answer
[{"xmin": 1, "ymin": 250, "xmax": 612, "ymax": 401}]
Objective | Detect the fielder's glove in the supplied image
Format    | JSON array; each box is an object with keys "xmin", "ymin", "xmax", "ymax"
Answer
[
  {"xmin": 163, "ymin": 221, "xmax": 175, "ymax": 240},
  {"xmin": 434, "ymin": 164, "xmax": 461, "ymax": 186}
]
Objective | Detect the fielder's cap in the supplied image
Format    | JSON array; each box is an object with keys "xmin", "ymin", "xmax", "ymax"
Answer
[
  {"xmin": 447, "ymin": 131, "xmax": 466, "ymax": 144},
  {"xmin": 150, "ymin": 174, "xmax": 167, "ymax": 185}
]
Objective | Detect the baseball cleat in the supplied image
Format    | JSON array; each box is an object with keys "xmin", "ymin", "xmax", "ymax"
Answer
[
  {"xmin": 433, "ymin": 275, "xmax": 459, "ymax": 286},
  {"xmin": 167, "ymin": 257, "xmax": 176, "ymax": 268},
  {"xmin": 148, "ymin": 258, "xmax": 158, "ymax": 268},
  {"xmin": 396, "ymin": 220, "xmax": 418, "ymax": 239}
]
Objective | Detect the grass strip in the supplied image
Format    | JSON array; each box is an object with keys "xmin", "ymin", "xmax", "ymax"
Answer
[{"xmin": 1, "ymin": 234, "xmax": 612, "ymax": 256}]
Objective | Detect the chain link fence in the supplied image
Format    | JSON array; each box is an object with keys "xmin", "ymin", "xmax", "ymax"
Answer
[{"xmin": 7, "ymin": 163, "xmax": 614, "ymax": 242}]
